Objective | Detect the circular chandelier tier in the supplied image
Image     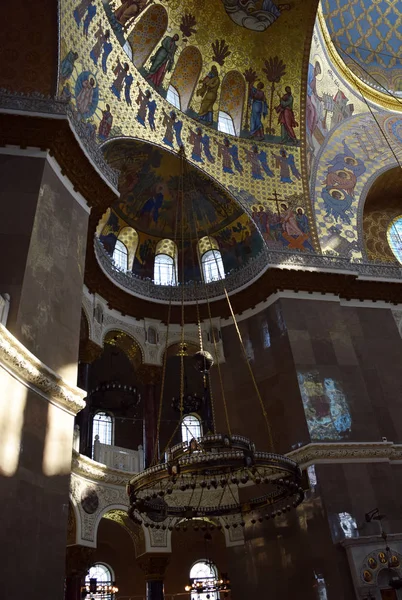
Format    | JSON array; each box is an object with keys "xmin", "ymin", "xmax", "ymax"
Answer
[{"xmin": 127, "ymin": 434, "xmax": 304, "ymax": 529}]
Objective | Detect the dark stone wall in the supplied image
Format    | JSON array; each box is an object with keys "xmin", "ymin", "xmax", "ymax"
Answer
[
  {"xmin": 0, "ymin": 155, "xmax": 44, "ymax": 330},
  {"xmin": 14, "ymin": 159, "xmax": 88, "ymax": 383},
  {"xmin": 0, "ymin": 369, "xmax": 74, "ymax": 600}
]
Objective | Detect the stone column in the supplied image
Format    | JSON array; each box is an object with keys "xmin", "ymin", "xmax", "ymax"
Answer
[
  {"xmin": 137, "ymin": 554, "xmax": 170, "ymax": 600},
  {"xmin": 77, "ymin": 339, "xmax": 103, "ymax": 457},
  {"xmin": 136, "ymin": 365, "xmax": 163, "ymax": 468},
  {"xmin": 65, "ymin": 545, "xmax": 95, "ymax": 600}
]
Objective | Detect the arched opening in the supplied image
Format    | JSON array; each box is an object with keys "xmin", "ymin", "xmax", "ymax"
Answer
[
  {"xmin": 116, "ymin": 226, "xmax": 139, "ymax": 270},
  {"xmin": 92, "ymin": 411, "xmax": 114, "ymax": 458},
  {"xmin": 189, "ymin": 560, "xmax": 219, "ymax": 600},
  {"xmin": 217, "ymin": 111, "xmax": 235, "ymax": 136},
  {"xmin": 169, "ymin": 46, "xmax": 203, "ymax": 111},
  {"xmin": 362, "ymin": 166, "xmax": 402, "ymax": 262},
  {"xmin": 181, "ymin": 414, "xmax": 202, "ymax": 444},
  {"xmin": 112, "ymin": 239, "xmax": 128, "ymax": 270},
  {"xmin": 85, "ymin": 563, "xmax": 115, "ymax": 600},
  {"xmin": 127, "ymin": 5, "xmax": 168, "ymax": 70},
  {"xmin": 166, "ymin": 84, "xmax": 181, "ymax": 110},
  {"xmin": 198, "ymin": 236, "xmax": 225, "ymax": 283},
  {"xmin": 154, "ymin": 239, "xmax": 177, "ymax": 285},
  {"xmin": 218, "ymin": 70, "xmax": 246, "ymax": 136}
]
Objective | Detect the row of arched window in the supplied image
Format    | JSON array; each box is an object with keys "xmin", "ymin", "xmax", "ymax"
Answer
[
  {"xmin": 122, "ymin": 4, "xmax": 246, "ymax": 135},
  {"xmin": 87, "ymin": 560, "xmax": 219, "ymax": 600},
  {"xmin": 112, "ymin": 233, "xmax": 225, "ymax": 285},
  {"xmin": 92, "ymin": 411, "xmax": 202, "ymax": 455}
]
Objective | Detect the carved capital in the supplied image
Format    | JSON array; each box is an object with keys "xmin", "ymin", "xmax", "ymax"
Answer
[
  {"xmin": 79, "ymin": 339, "xmax": 103, "ymax": 364},
  {"xmin": 65, "ymin": 545, "xmax": 96, "ymax": 577},
  {"xmin": 136, "ymin": 365, "xmax": 163, "ymax": 385},
  {"xmin": 0, "ymin": 324, "xmax": 85, "ymax": 416},
  {"xmin": 137, "ymin": 554, "xmax": 170, "ymax": 581}
]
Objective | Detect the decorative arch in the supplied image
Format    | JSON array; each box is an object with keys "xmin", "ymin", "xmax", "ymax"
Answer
[
  {"xmin": 219, "ymin": 70, "xmax": 246, "ymax": 136},
  {"xmin": 127, "ymin": 5, "xmax": 168, "ymax": 70},
  {"xmin": 103, "ymin": 329, "xmax": 144, "ymax": 369},
  {"xmin": 117, "ymin": 226, "xmax": 139, "ymax": 270},
  {"xmin": 154, "ymin": 239, "xmax": 178, "ymax": 285},
  {"xmin": 169, "ymin": 46, "xmax": 202, "ymax": 111},
  {"xmin": 360, "ymin": 165, "xmax": 402, "ymax": 262}
]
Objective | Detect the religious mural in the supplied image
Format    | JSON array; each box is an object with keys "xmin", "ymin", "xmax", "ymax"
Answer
[
  {"xmin": 58, "ymin": 0, "xmax": 321, "ymax": 257},
  {"xmin": 99, "ymin": 140, "xmax": 264, "ymax": 279},
  {"xmin": 313, "ymin": 111, "xmax": 402, "ymax": 258},
  {"xmin": 297, "ymin": 371, "xmax": 351, "ymax": 441}
]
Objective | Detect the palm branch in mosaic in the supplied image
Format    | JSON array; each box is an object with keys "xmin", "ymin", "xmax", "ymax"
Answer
[{"xmin": 263, "ymin": 56, "xmax": 287, "ymax": 135}]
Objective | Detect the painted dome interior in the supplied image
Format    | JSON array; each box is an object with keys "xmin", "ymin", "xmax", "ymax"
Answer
[
  {"xmin": 99, "ymin": 140, "xmax": 263, "ymax": 282},
  {"xmin": 321, "ymin": 0, "xmax": 402, "ymax": 94}
]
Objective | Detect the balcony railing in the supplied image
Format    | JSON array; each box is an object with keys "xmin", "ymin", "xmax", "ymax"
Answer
[{"xmin": 93, "ymin": 437, "xmax": 144, "ymax": 473}]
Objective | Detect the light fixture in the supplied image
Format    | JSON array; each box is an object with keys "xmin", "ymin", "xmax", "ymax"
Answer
[
  {"xmin": 127, "ymin": 148, "xmax": 304, "ymax": 530},
  {"xmin": 81, "ymin": 580, "xmax": 119, "ymax": 598}
]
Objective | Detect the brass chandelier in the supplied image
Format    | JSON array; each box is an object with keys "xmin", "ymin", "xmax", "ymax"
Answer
[{"xmin": 127, "ymin": 148, "xmax": 304, "ymax": 531}]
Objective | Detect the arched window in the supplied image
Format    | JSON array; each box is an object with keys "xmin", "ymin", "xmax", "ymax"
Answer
[
  {"xmin": 154, "ymin": 254, "xmax": 175, "ymax": 285},
  {"xmin": 117, "ymin": 226, "xmax": 139, "ymax": 270},
  {"xmin": 154, "ymin": 239, "xmax": 177, "ymax": 285},
  {"xmin": 219, "ymin": 70, "xmax": 246, "ymax": 136},
  {"xmin": 181, "ymin": 414, "xmax": 202, "ymax": 444},
  {"xmin": 198, "ymin": 236, "xmax": 225, "ymax": 283},
  {"xmin": 113, "ymin": 239, "xmax": 128, "ymax": 270},
  {"xmin": 169, "ymin": 46, "xmax": 202, "ymax": 111},
  {"xmin": 166, "ymin": 84, "xmax": 181, "ymax": 110},
  {"xmin": 85, "ymin": 563, "xmax": 114, "ymax": 600},
  {"xmin": 92, "ymin": 411, "xmax": 113, "ymax": 456},
  {"xmin": 217, "ymin": 111, "xmax": 236, "ymax": 136},
  {"xmin": 387, "ymin": 216, "xmax": 402, "ymax": 263},
  {"xmin": 127, "ymin": 5, "xmax": 168, "ymax": 69},
  {"xmin": 189, "ymin": 560, "xmax": 219, "ymax": 600}
]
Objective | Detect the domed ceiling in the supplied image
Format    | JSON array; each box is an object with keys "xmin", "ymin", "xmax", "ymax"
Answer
[
  {"xmin": 100, "ymin": 140, "xmax": 263, "ymax": 280},
  {"xmin": 321, "ymin": 0, "xmax": 402, "ymax": 94}
]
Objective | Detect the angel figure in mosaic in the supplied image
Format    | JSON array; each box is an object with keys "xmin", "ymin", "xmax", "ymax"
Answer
[
  {"xmin": 111, "ymin": 61, "xmax": 130, "ymax": 100},
  {"xmin": 147, "ymin": 96, "xmax": 157, "ymax": 131},
  {"xmin": 321, "ymin": 187, "xmax": 353, "ymax": 225},
  {"xmin": 215, "ymin": 138, "xmax": 234, "ymax": 174},
  {"xmin": 244, "ymin": 145, "xmax": 264, "ymax": 180},
  {"xmin": 327, "ymin": 140, "xmax": 366, "ymax": 179},
  {"xmin": 188, "ymin": 128, "xmax": 215, "ymax": 164},
  {"xmin": 136, "ymin": 88, "xmax": 151, "ymax": 126},
  {"xmin": 90, "ymin": 27, "xmax": 112, "ymax": 75},
  {"xmin": 271, "ymin": 148, "xmax": 300, "ymax": 183},
  {"xmin": 83, "ymin": 2, "xmax": 97, "ymax": 37},
  {"xmin": 162, "ymin": 109, "xmax": 183, "ymax": 148},
  {"xmin": 73, "ymin": 0, "xmax": 95, "ymax": 28}
]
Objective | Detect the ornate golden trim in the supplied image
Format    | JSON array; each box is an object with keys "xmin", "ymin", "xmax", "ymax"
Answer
[
  {"xmin": 0, "ymin": 324, "xmax": 85, "ymax": 415},
  {"xmin": 317, "ymin": 6, "xmax": 402, "ymax": 112}
]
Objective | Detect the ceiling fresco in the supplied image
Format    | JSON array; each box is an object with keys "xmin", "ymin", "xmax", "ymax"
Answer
[
  {"xmin": 321, "ymin": 0, "xmax": 402, "ymax": 94},
  {"xmin": 58, "ymin": 0, "xmax": 320, "ymax": 255}
]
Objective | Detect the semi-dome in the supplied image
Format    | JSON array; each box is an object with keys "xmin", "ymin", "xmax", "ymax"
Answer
[{"xmin": 95, "ymin": 139, "xmax": 265, "ymax": 301}]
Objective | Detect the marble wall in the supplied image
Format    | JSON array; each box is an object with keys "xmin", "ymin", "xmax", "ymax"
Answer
[
  {"xmin": 0, "ymin": 367, "xmax": 75, "ymax": 600},
  {"xmin": 0, "ymin": 154, "xmax": 89, "ymax": 384}
]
